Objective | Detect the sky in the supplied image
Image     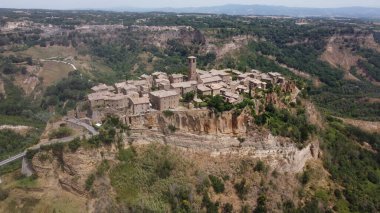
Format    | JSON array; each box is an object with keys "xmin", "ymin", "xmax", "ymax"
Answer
[{"xmin": 1, "ymin": 0, "xmax": 380, "ymax": 9}]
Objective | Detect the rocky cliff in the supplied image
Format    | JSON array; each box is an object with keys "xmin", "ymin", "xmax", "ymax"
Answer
[{"xmin": 128, "ymin": 108, "xmax": 252, "ymax": 136}]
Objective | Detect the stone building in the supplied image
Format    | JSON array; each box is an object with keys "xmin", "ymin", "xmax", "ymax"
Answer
[
  {"xmin": 91, "ymin": 84, "xmax": 114, "ymax": 93},
  {"xmin": 128, "ymin": 97, "xmax": 150, "ymax": 115},
  {"xmin": 88, "ymin": 91, "xmax": 129, "ymax": 110},
  {"xmin": 197, "ymin": 84, "xmax": 212, "ymax": 96},
  {"xmin": 169, "ymin": 74, "xmax": 184, "ymax": 84},
  {"xmin": 149, "ymin": 90, "xmax": 180, "ymax": 111},
  {"xmin": 170, "ymin": 81, "xmax": 197, "ymax": 96}
]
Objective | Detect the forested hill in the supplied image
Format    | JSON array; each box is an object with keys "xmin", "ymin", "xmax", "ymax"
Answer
[{"xmin": 122, "ymin": 5, "xmax": 380, "ymax": 18}]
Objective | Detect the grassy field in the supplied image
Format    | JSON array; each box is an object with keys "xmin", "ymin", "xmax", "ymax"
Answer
[
  {"xmin": 19, "ymin": 46, "xmax": 78, "ymax": 59},
  {"xmin": 39, "ymin": 61, "xmax": 73, "ymax": 86}
]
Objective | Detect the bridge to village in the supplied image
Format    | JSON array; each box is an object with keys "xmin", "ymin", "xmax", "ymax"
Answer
[{"xmin": 0, "ymin": 118, "xmax": 99, "ymax": 175}]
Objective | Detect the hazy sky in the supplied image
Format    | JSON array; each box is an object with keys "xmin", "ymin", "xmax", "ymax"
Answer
[{"xmin": 1, "ymin": 0, "xmax": 380, "ymax": 9}]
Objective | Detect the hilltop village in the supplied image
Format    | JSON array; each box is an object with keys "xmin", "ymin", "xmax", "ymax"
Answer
[{"xmin": 83, "ymin": 56, "xmax": 288, "ymax": 125}]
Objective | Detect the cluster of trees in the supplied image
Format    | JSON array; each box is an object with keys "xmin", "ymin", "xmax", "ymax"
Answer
[
  {"xmin": 0, "ymin": 129, "xmax": 40, "ymax": 161},
  {"xmin": 255, "ymin": 104, "xmax": 315, "ymax": 145},
  {"xmin": 356, "ymin": 48, "xmax": 380, "ymax": 81},
  {"xmin": 321, "ymin": 118, "xmax": 380, "ymax": 212},
  {"xmin": 0, "ymin": 55, "xmax": 31, "ymax": 75},
  {"xmin": 41, "ymin": 70, "xmax": 93, "ymax": 114},
  {"xmin": 204, "ymin": 95, "xmax": 233, "ymax": 113},
  {"xmin": 310, "ymin": 80, "xmax": 380, "ymax": 121},
  {"xmin": 88, "ymin": 116, "xmax": 129, "ymax": 147}
]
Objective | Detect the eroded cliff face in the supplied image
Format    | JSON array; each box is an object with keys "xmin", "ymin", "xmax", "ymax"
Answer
[
  {"xmin": 129, "ymin": 108, "xmax": 252, "ymax": 136},
  {"xmin": 127, "ymin": 128, "xmax": 319, "ymax": 174}
]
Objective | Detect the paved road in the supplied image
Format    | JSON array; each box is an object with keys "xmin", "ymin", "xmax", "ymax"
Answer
[
  {"xmin": 0, "ymin": 119, "xmax": 99, "ymax": 167},
  {"xmin": 66, "ymin": 118, "xmax": 99, "ymax": 136},
  {"xmin": 0, "ymin": 152, "xmax": 26, "ymax": 167}
]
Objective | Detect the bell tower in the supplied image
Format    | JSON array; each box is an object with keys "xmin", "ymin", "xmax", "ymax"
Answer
[{"xmin": 188, "ymin": 56, "xmax": 197, "ymax": 81}]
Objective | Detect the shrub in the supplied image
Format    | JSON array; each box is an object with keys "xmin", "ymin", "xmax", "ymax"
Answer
[
  {"xmin": 254, "ymin": 195, "xmax": 267, "ymax": 213},
  {"xmin": 234, "ymin": 178, "xmax": 249, "ymax": 200},
  {"xmin": 183, "ymin": 92, "xmax": 195, "ymax": 103},
  {"xmin": 254, "ymin": 160, "xmax": 266, "ymax": 172},
  {"xmin": 96, "ymin": 160, "xmax": 110, "ymax": 176},
  {"xmin": 85, "ymin": 174, "xmax": 95, "ymax": 191},
  {"xmin": 202, "ymin": 191, "xmax": 220, "ymax": 213},
  {"xmin": 163, "ymin": 110, "xmax": 174, "ymax": 117},
  {"xmin": 241, "ymin": 205, "xmax": 251, "ymax": 213},
  {"xmin": 300, "ymin": 170, "xmax": 310, "ymax": 185},
  {"xmin": 68, "ymin": 137, "xmax": 81, "ymax": 152},
  {"xmin": 156, "ymin": 158, "xmax": 175, "ymax": 179},
  {"xmin": 118, "ymin": 147, "xmax": 136, "ymax": 162},
  {"xmin": 0, "ymin": 188, "xmax": 9, "ymax": 201},
  {"xmin": 48, "ymin": 127, "xmax": 73, "ymax": 139},
  {"xmin": 222, "ymin": 203, "xmax": 233, "ymax": 213},
  {"xmin": 168, "ymin": 124, "xmax": 177, "ymax": 133},
  {"xmin": 209, "ymin": 175, "xmax": 225, "ymax": 194}
]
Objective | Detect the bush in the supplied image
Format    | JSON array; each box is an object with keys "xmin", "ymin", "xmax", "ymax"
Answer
[
  {"xmin": 300, "ymin": 170, "xmax": 310, "ymax": 185},
  {"xmin": 183, "ymin": 92, "xmax": 195, "ymax": 103},
  {"xmin": 68, "ymin": 137, "xmax": 81, "ymax": 152},
  {"xmin": 96, "ymin": 160, "xmax": 110, "ymax": 176},
  {"xmin": 0, "ymin": 188, "xmax": 9, "ymax": 201},
  {"xmin": 163, "ymin": 110, "xmax": 174, "ymax": 117},
  {"xmin": 118, "ymin": 147, "xmax": 136, "ymax": 162},
  {"xmin": 254, "ymin": 195, "xmax": 267, "ymax": 213},
  {"xmin": 209, "ymin": 175, "xmax": 225, "ymax": 194},
  {"xmin": 206, "ymin": 95, "xmax": 233, "ymax": 113},
  {"xmin": 168, "ymin": 124, "xmax": 177, "ymax": 133},
  {"xmin": 234, "ymin": 178, "xmax": 249, "ymax": 200},
  {"xmin": 222, "ymin": 203, "xmax": 233, "ymax": 213},
  {"xmin": 202, "ymin": 191, "xmax": 220, "ymax": 213},
  {"xmin": 48, "ymin": 127, "xmax": 73, "ymax": 139},
  {"xmin": 254, "ymin": 160, "xmax": 266, "ymax": 172},
  {"xmin": 85, "ymin": 174, "xmax": 95, "ymax": 191}
]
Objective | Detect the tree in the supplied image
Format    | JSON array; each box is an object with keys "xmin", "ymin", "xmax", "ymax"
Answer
[
  {"xmin": 183, "ymin": 92, "xmax": 195, "ymax": 103},
  {"xmin": 254, "ymin": 195, "xmax": 267, "ymax": 213}
]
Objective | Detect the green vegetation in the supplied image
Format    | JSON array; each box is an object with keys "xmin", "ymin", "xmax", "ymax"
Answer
[
  {"xmin": 254, "ymin": 195, "xmax": 267, "ymax": 213},
  {"xmin": 110, "ymin": 145, "xmax": 194, "ymax": 212},
  {"xmin": 85, "ymin": 174, "xmax": 95, "ymax": 191},
  {"xmin": 89, "ymin": 116, "xmax": 128, "ymax": 146},
  {"xmin": 48, "ymin": 127, "xmax": 73, "ymax": 140},
  {"xmin": 0, "ymin": 130, "xmax": 40, "ymax": 161},
  {"xmin": 321, "ymin": 118, "xmax": 380, "ymax": 212},
  {"xmin": 41, "ymin": 70, "xmax": 93, "ymax": 115},
  {"xmin": 234, "ymin": 178, "xmax": 249, "ymax": 200},
  {"xmin": 254, "ymin": 160, "xmax": 266, "ymax": 172},
  {"xmin": 202, "ymin": 191, "xmax": 220, "ymax": 213},
  {"xmin": 0, "ymin": 187, "xmax": 9, "ymax": 201},
  {"xmin": 163, "ymin": 110, "xmax": 174, "ymax": 117},
  {"xmin": 204, "ymin": 95, "xmax": 233, "ymax": 113},
  {"xmin": 68, "ymin": 137, "xmax": 81, "ymax": 152},
  {"xmin": 208, "ymin": 175, "xmax": 225, "ymax": 194},
  {"xmin": 182, "ymin": 91, "xmax": 195, "ymax": 103},
  {"xmin": 167, "ymin": 124, "xmax": 177, "ymax": 133},
  {"xmin": 255, "ymin": 104, "xmax": 315, "ymax": 145}
]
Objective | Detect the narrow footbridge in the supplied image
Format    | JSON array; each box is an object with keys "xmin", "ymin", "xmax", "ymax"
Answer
[{"xmin": 0, "ymin": 118, "xmax": 98, "ymax": 168}]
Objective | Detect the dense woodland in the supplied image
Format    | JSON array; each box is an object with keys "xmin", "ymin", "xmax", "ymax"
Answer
[{"xmin": 0, "ymin": 9, "xmax": 379, "ymax": 212}]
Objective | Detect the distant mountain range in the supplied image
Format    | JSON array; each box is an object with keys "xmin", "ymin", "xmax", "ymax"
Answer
[{"xmin": 117, "ymin": 4, "xmax": 380, "ymax": 18}]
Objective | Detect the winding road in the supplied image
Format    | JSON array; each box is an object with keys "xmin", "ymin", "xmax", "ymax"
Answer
[{"xmin": 0, "ymin": 118, "xmax": 98, "ymax": 167}]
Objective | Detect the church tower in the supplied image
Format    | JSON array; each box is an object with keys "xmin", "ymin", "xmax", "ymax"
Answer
[{"xmin": 188, "ymin": 56, "xmax": 197, "ymax": 81}]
